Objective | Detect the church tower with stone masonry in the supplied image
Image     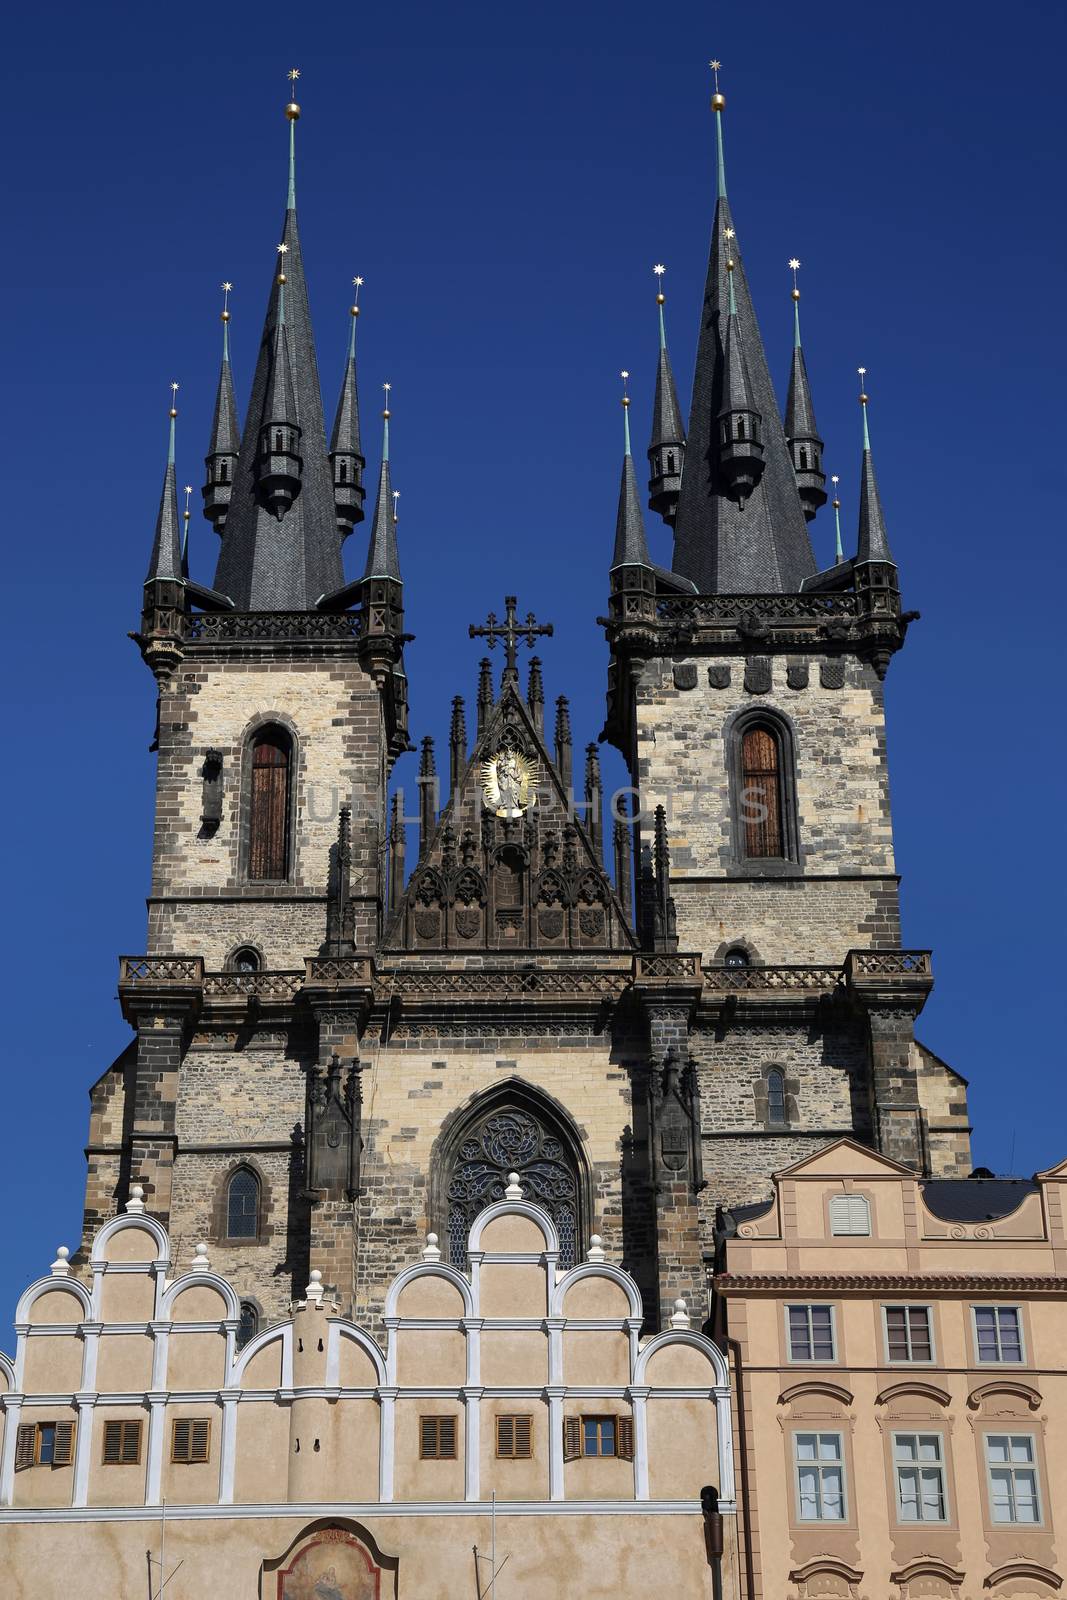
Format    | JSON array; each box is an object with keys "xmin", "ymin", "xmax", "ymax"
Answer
[{"xmin": 81, "ymin": 72, "xmax": 970, "ymax": 1353}]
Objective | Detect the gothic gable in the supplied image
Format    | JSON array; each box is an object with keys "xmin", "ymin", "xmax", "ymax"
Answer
[{"xmin": 385, "ymin": 683, "xmax": 634, "ymax": 953}]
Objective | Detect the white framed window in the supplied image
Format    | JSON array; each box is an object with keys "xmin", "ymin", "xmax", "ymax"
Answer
[
  {"xmin": 883, "ymin": 1304, "xmax": 934, "ymax": 1363},
  {"xmin": 973, "ymin": 1305, "xmax": 1024, "ymax": 1364},
  {"xmin": 794, "ymin": 1431, "xmax": 846, "ymax": 1521},
  {"xmin": 787, "ymin": 1303, "xmax": 836, "ymax": 1363},
  {"xmin": 986, "ymin": 1434, "xmax": 1041, "ymax": 1524},
  {"xmin": 829, "ymin": 1194, "xmax": 871, "ymax": 1236},
  {"xmin": 893, "ymin": 1432, "xmax": 948, "ymax": 1523}
]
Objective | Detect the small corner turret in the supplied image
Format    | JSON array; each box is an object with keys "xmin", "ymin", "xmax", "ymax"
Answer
[
  {"xmin": 647, "ymin": 266, "xmax": 686, "ymax": 525},
  {"xmin": 784, "ymin": 261, "xmax": 827, "ymax": 520},
  {"xmin": 202, "ymin": 285, "xmax": 240, "ymax": 534},
  {"xmin": 328, "ymin": 278, "xmax": 367, "ymax": 537}
]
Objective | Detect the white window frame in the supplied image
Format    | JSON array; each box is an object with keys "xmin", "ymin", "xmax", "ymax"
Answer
[
  {"xmin": 785, "ymin": 1303, "xmax": 838, "ymax": 1364},
  {"xmin": 829, "ymin": 1193, "xmax": 871, "ymax": 1237},
  {"xmin": 793, "ymin": 1430, "xmax": 847, "ymax": 1523},
  {"xmin": 892, "ymin": 1430, "xmax": 949, "ymax": 1524},
  {"xmin": 971, "ymin": 1304, "xmax": 1026, "ymax": 1365},
  {"xmin": 882, "ymin": 1303, "xmax": 935, "ymax": 1365},
  {"xmin": 985, "ymin": 1433, "xmax": 1043, "ymax": 1526}
]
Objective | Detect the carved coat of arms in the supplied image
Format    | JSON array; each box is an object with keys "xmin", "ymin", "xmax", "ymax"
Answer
[{"xmin": 481, "ymin": 747, "xmax": 537, "ymax": 818}]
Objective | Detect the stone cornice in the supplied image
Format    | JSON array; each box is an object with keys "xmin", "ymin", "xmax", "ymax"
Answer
[{"xmin": 716, "ymin": 1272, "xmax": 1067, "ymax": 1296}]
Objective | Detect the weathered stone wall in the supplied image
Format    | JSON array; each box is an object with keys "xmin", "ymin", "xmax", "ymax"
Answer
[
  {"xmin": 914, "ymin": 1039, "xmax": 973, "ymax": 1178},
  {"xmin": 634, "ymin": 651, "xmax": 899, "ymax": 964},
  {"xmin": 147, "ymin": 650, "xmax": 387, "ymax": 965}
]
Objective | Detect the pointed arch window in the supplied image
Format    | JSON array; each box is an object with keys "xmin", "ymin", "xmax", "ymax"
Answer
[
  {"xmin": 226, "ymin": 1168, "xmax": 260, "ymax": 1241},
  {"xmin": 436, "ymin": 1092, "xmax": 586, "ymax": 1272},
  {"xmin": 248, "ymin": 727, "xmax": 291, "ymax": 881},
  {"xmin": 767, "ymin": 1068, "xmax": 787, "ymax": 1125},
  {"xmin": 741, "ymin": 725, "xmax": 782, "ymax": 857}
]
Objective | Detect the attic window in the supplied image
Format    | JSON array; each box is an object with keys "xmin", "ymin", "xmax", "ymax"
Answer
[
  {"xmin": 799, "ymin": 447, "xmax": 808, "ymax": 469},
  {"xmin": 667, "ymin": 450, "xmax": 676, "ymax": 474},
  {"xmin": 736, "ymin": 416, "xmax": 746, "ymax": 440},
  {"xmin": 829, "ymin": 1194, "xmax": 871, "ymax": 1237}
]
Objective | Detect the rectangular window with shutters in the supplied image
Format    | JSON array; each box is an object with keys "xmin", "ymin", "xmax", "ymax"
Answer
[
  {"xmin": 102, "ymin": 1419, "xmax": 143, "ymax": 1465},
  {"xmin": 787, "ymin": 1304, "xmax": 837, "ymax": 1363},
  {"xmin": 419, "ymin": 1415, "xmax": 457, "ymax": 1461},
  {"xmin": 171, "ymin": 1418, "xmax": 211, "ymax": 1465},
  {"xmin": 883, "ymin": 1305, "xmax": 934, "ymax": 1364},
  {"xmin": 14, "ymin": 1421, "xmax": 75, "ymax": 1470},
  {"xmin": 495, "ymin": 1414, "xmax": 532, "ymax": 1459},
  {"xmin": 563, "ymin": 1415, "xmax": 634, "ymax": 1461}
]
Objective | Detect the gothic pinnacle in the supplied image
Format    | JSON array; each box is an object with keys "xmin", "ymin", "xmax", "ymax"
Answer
[
  {"xmin": 146, "ymin": 384, "xmax": 184, "ymax": 583},
  {"xmin": 784, "ymin": 259, "xmax": 827, "ymax": 520},
  {"xmin": 612, "ymin": 371, "xmax": 653, "ymax": 570}
]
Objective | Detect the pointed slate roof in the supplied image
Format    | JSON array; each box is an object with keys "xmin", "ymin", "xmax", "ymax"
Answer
[
  {"xmin": 671, "ymin": 109, "xmax": 817, "ymax": 594},
  {"xmin": 212, "ymin": 125, "xmax": 344, "ymax": 610},
  {"xmin": 207, "ymin": 318, "xmax": 240, "ymax": 459},
  {"xmin": 612, "ymin": 397, "xmax": 652, "ymax": 568},
  {"xmin": 363, "ymin": 411, "xmax": 401, "ymax": 581},
  {"xmin": 784, "ymin": 300, "xmax": 820, "ymax": 442},
  {"xmin": 856, "ymin": 397, "xmax": 895, "ymax": 565},
  {"xmin": 146, "ymin": 408, "xmax": 183, "ymax": 583},
  {"xmin": 329, "ymin": 308, "xmax": 363, "ymax": 462},
  {"xmin": 649, "ymin": 299, "xmax": 685, "ymax": 450}
]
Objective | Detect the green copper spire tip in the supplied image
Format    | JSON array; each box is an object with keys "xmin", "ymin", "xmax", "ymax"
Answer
[
  {"xmin": 658, "ymin": 299, "xmax": 666, "ymax": 351},
  {"xmin": 348, "ymin": 311, "xmax": 357, "ymax": 362},
  {"xmin": 623, "ymin": 398, "xmax": 632, "ymax": 457},
  {"xmin": 287, "ymin": 115, "xmax": 296, "ymax": 210},
  {"xmin": 715, "ymin": 107, "xmax": 726, "ymax": 199},
  {"xmin": 167, "ymin": 395, "xmax": 176, "ymax": 467},
  {"xmin": 862, "ymin": 401, "xmax": 871, "ymax": 451},
  {"xmin": 382, "ymin": 388, "xmax": 391, "ymax": 463},
  {"xmin": 793, "ymin": 297, "xmax": 802, "ymax": 349},
  {"xmin": 834, "ymin": 501, "xmax": 843, "ymax": 562},
  {"xmin": 222, "ymin": 319, "xmax": 230, "ymax": 362},
  {"xmin": 727, "ymin": 269, "xmax": 737, "ymax": 317}
]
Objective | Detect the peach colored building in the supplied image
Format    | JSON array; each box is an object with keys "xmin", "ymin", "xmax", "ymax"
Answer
[
  {"xmin": 0, "ymin": 1186, "xmax": 737, "ymax": 1598},
  {"xmin": 715, "ymin": 1140, "xmax": 1067, "ymax": 1600}
]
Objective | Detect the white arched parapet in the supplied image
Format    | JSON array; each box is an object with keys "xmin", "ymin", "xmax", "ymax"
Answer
[
  {"xmin": 467, "ymin": 1198, "xmax": 560, "ymax": 1255},
  {"xmin": 633, "ymin": 1328, "xmax": 731, "ymax": 1390},
  {"xmin": 383, "ymin": 1261, "xmax": 474, "ymax": 1320},
  {"xmin": 0, "ymin": 1350, "xmax": 17, "ymax": 1388},
  {"xmin": 89, "ymin": 1211, "xmax": 170, "ymax": 1267},
  {"xmin": 326, "ymin": 1321, "xmax": 388, "ymax": 1387},
  {"xmin": 15, "ymin": 1274, "xmax": 93, "ymax": 1327},
  {"xmin": 160, "ymin": 1269, "xmax": 240, "ymax": 1322},
  {"xmin": 229, "ymin": 1322, "xmax": 293, "ymax": 1388},
  {"xmin": 550, "ymin": 1260, "xmax": 643, "ymax": 1320}
]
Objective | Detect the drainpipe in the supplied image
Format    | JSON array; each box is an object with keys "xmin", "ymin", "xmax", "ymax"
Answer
[{"xmin": 726, "ymin": 1336, "xmax": 756, "ymax": 1600}]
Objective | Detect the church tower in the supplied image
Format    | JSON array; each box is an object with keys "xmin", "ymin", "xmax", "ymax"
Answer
[
  {"xmin": 602, "ymin": 72, "xmax": 971, "ymax": 1221},
  {"xmin": 80, "ymin": 70, "xmax": 970, "ymax": 1348}
]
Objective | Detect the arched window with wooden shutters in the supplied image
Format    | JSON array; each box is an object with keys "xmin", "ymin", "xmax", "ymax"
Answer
[
  {"xmin": 740, "ymin": 724, "xmax": 783, "ymax": 858},
  {"xmin": 248, "ymin": 727, "xmax": 291, "ymax": 881}
]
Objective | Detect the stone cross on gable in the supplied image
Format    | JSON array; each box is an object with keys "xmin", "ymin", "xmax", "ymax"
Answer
[{"xmin": 469, "ymin": 595, "xmax": 553, "ymax": 681}]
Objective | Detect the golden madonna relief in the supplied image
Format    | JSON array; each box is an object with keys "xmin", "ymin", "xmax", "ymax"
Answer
[{"xmin": 481, "ymin": 746, "xmax": 537, "ymax": 818}]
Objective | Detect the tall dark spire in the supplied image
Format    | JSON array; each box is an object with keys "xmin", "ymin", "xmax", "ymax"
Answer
[
  {"xmin": 363, "ymin": 390, "xmax": 401, "ymax": 581},
  {"xmin": 855, "ymin": 372, "xmax": 895, "ymax": 566},
  {"xmin": 647, "ymin": 266, "xmax": 686, "ymax": 526},
  {"xmin": 202, "ymin": 284, "xmax": 241, "ymax": 535},
  {"xmin": 612, "ymin": 372, "xmax": 653, "ymax": 569},
  {"xmin": 212, "ymin": 88, "xmax": 345, "ymax": 610},
  {"xmin": 670, "ymin": 72, "xmax": 817, "ymax": 593},
  {"xmin": 328, "ymin": 278, "xmax": 366, "ymax": 537},
  {"xmin": 146, "ymin": 386, "xmax": 184, "ymax": 583},
  {"xmin": 784, "ymin": 262, "xmax": 827, "ymax": 520}
]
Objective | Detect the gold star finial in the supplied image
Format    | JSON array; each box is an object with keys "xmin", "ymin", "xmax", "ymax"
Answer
[
  {"xmin": 621, "ymin": 369, "xmax": 630, "ymax": 408},
  {"xmin": 288, "ymin": 68, "xmax": 300, "ymax": 85},
  {"xmin": 858, "ymin": 365, "xmax": 868, "ymax": 404},
  {"xmin": 383, "ymin": 381, "xmax": 391, "ymax": 418},
  {"xmin": 392, "ymin": 489, "xmax": 400, "ymax": 520},
  {"xmin": 351, "ymin": 275, "xmax": 364, "ymax": 317},
  {"xmin": 653, "ymin": 263, "xmax": 666, "ymax": 276},
  {"xmin": 709, "ymin": 59, "xmax": 725, "ymax": 110},
  {"xmin": 285, "ymin": 68, "xmax": 301, "ymax": 121},
  {"xmin": 277, "ymin": 243, "xmax": 289, "ymax": 255},
  {"xmin": 788, "ymin": 258, "xmax": 802, "ymax": 301},
  {"xmin": 169, "ymin": 380, "xmax": 179, "ymax": 418},
  {"xmin": 220, "ymin": 282, "xmax": 233, "ymax": 323}
]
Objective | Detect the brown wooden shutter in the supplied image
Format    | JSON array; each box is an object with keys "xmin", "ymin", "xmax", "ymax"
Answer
[
  {"xmin": 496, "ymin": 1414, "xmax": 514, "ymax": 1458},
  {"xmin": 438, "ymin": 1416, "xmax": 457, "ymax": 1460},
  {"xmin": 14, "ymin": 1425, "xmax": 36, "ymax": 1471},
  {"xmin": 103, "ymin": 1421, "xmax": 122, "ymax": 1464},
  {"xmin": 249, "ymin": 733, "xmax": 290, "ymax": 881},
  {"xmin": 617, "ymin": 1416, "xmax": 634, "ymax": 1462},
  {"xmin": 172, "ymin": 1419, "xmax": 191, "ymax": 1463},
  {"xmin": 741, "ymin": 726, "xmax": 782, "ymax": 858},
  {"xmin": 104, "ymin": 1420, "xmax": 141, "ymax": 1465},
  {"xmin": 563, "ymin": 1416, "xmax": 582, "ymax": 1462},
  {"xmin": 419, "ymin": 1416, "xmax": 436, "ymax": 1459},
  {"xmin": 514, "ymin": 1414, "xmax": 532, "ymax": 1459},
  {"xmin": 52, "ymin": 1422, "xmax": 76, "ymax": 1467},
  {"xmin": 190, "ymin": 1419, "xmax": 211, "ymax": 1463}
]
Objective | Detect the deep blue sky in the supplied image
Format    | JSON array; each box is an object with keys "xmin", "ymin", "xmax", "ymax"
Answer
[{"xmin": 1, "ymin": 0, "xmax": 1063, "ymax": 1323}]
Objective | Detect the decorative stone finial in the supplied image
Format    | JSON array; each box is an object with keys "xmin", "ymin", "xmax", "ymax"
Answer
[
  {"xmin": 305, "ymin": 1268, "xmax": 325, "ymax": 1306},
  {"xmin": 191, "ymin": 1240, "xmax": 210, "ymax": 1270},
  {"xmin": 587, "ymin": 1234, "xmax": 605, "ymax": 1262},
  {"xmin": 50, "ymin": 1246, "xmax": 70, "ymax": 1277},
  {"xmin": 504, "ymin": 1171, "xmax": 524, "ymax": 1200},
  {"xmin": 422, "ymin": 1233, "xmax": 442, "ymax": 1262},
  {"xmin": 670, "ymin": 1297, "xmax": 691, "ymax": 1329},
  {"xmin": 126, "ymin": 1184, "xmax": 146, "ymax": 1215}
]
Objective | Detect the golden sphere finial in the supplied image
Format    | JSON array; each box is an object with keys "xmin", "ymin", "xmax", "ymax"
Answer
[
  {"xmin": 711, "ymin": 92, "xmax": 726, "ymax": 112},
  {"xmin": 791, "ymin": 287, "xmax": 801, "ymax": 302},
  {"xmin": 286, "ymin": 68, "xmax": 301, "ymax": 119}
]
